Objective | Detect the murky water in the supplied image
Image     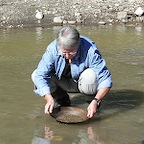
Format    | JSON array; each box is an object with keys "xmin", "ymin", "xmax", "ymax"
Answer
[{"xmin": 0, "ymin": 25, "xmax": 144, "ymax": 144}]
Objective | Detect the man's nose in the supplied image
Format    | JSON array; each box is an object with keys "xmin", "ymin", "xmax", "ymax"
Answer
[{"xmin": 65, "ymin": 53, "xmax": 70, "ymax": 58}]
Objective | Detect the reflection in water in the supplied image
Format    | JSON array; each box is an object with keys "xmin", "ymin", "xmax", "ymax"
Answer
[
  {"xmin": 32, "ymin": 126, "xmax": 54, "ymax": 144},
  {"xmin": 52, "ymin": 26, "xmax": 62, "ymax": 34},
  {"xmin": 32, "ymin": 124, "xmax": 107, "ymax": 144},
  {"xmin": 135, "ymin": 26, "xmax": 142, "ymax": 36},
  {"xmin": 35, "ymin": 27, "xmax": 43, "ymax": 42},
  {"xmin": 32, "ymin": 137, "xmax": 51, "ymax": 144},
  {"xmin": 32, "ymin": 125, "xmax": 65, "ymax": 144},
  {"xmin": 77, "ymin": 126, "xmax": 106, "ymax": 144}
]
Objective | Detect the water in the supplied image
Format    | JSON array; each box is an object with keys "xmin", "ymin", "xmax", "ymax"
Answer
[{"xmin": 0, "ymin": 25, "xmax": 144, "ymax": 144}]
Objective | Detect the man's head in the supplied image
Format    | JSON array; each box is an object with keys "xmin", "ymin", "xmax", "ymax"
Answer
[
  {"xmin": 57, "ymin": 26, "xmax": 80, "ymax": 60},
  {"xmin": 57, "ymin": 26, "xmax": 80, "ymax": 50}
]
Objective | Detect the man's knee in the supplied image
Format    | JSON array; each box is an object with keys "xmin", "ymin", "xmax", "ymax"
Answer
[{"xmin": 78, "ymin": 68, "xmax": 98, "ymax": 95}]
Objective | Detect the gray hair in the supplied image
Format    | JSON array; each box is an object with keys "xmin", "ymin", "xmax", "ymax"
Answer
[{"xmin": 57, "ymin": 26, "xmax": 80, "ymax": 50}]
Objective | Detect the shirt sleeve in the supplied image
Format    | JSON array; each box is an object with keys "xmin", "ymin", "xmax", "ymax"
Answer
[
  {"xmin": 97, "ymin": 75, "xmax": 112, "ymax": 90},
  {"xmin": 31, "ymin": 46, "xmax": 55, "ymax": 96},
  {"xmin": 89, "ymin": 46, "xmax": 112, "ymax": 90},
  {"xmin": 31, "ymin": 70, "xmax": 51, "ymax": 96}
]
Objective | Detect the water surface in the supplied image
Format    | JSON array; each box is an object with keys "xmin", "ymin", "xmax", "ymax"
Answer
[{"xmin": 0, "ymin": 25, "xmax": 144, "ymax": 144}]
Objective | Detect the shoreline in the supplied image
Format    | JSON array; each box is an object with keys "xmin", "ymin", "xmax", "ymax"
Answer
[{"xmin": 0, "ymin": 0, "xmax": 144, "ymax": 29}]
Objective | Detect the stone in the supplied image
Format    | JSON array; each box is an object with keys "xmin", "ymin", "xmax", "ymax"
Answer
[
  {"xmin": 63, "ymin": 20, "xmax": 68, "ymax": 24},
  {"xmin": 134, "ymin": 7, "xmax": 144, "ymax": 16},
  {"xmin": 67, "ymin": 21, "xmax": 77, "ymax": 24},
  {"xmin": 98, "ymin": 21, "xmax": 106, "ymax": 25},
  {"xmin": 35, "ymin": 10, "xmax": 44, "ymax": 20},
  {"xmin": 53, "ymin": 16, "xmax": 63, "ymax": 24},
  {"xmin": 117, "ymin": 12, "xmax": 128, "ymax": 21}
]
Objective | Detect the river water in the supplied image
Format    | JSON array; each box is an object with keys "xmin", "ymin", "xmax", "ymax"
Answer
[{"xmin": 0, "ymin": 25, "xmax": 144, "ymax": 144}]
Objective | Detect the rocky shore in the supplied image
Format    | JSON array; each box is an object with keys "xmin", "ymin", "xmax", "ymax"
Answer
[{"xmin": 0, "ymin": 0, "xmax": 144, "ymax": 28}]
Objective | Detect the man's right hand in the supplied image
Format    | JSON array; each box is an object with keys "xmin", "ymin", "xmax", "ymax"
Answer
[{"xmin": 44, "ymin": 94, "xmax": 55, "ymax": 114}]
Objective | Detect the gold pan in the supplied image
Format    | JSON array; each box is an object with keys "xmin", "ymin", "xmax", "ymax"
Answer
[{"xmin": 50, "ymin": 107, "xmax": 88, "ymax": 124}]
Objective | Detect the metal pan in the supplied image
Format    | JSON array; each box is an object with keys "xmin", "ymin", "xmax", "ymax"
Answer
[{"xmin": 50, "ymin": 106, "xmax": 88, "ymax": 124}]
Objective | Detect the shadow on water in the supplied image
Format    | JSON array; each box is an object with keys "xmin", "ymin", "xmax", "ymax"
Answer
[
  {"xmin": 71, "ymin": 89, "xmax": 143, "ymax": 108},
  {"xmin": 103, "ymin": 89, "xmax": 144, "ymax": 108},
  {"xmin": 70, "ymin": 89, "xmax": 144, "ymax": 122},
  {"xmin": 31, "ymin": 89, "xmax": 144, "ymax": 144},
  {"xmin": 93, "ymin": 89, "xmax": 144, "ymax": 121}
]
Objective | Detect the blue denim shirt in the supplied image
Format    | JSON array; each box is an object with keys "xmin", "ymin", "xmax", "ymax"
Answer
[{"xmin": 32, "ymin": 36, "xmax": 112, "ymax": 96}]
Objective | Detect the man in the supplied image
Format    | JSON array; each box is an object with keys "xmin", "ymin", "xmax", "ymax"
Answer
[{"xmin": 31, "ymin": 26, "xmax": 112, "ymax": 118}]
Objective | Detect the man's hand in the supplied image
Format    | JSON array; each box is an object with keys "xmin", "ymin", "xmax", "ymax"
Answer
[
  {"xmin": 87, "ymin": 87, "xmax": 110, "ymax": 118},
  {"xmin": 87, "ymin": 100, "xmax": 98, "ymax": 118},
  {"xmin": 44, "ymin": 94, "xmax": 55, "ymax": 114}
]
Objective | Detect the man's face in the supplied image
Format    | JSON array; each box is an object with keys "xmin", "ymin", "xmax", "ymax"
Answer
[{"xmin": 60, "ymin": 47, "xmax": 77, "ymax": 60}]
